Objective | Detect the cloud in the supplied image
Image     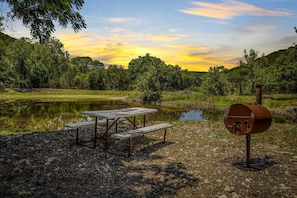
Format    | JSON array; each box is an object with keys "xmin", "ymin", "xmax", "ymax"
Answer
[
  {"xmin": 168, "ymin": 29, "xmax": 179, "ymax": 33},
  {"xmin": 147, "ymin": 33, "xmax": 187, "ymax": 41},
  {"xmin": 234, "ymin": 23, "xmax": 275, "ymax": 35},
  {"xmin": 57, "ymin": 31, "xmax": 237, "ymax": 71},
  {"xmin": 179, "ymin": 0, "xmax": 292, "ymax": 19},
  {"xmin": 104, "ymin": 27, "xmax": 125, "ymax": 33},
  {"xmin": 105, "ymin": 17, "xmax": 138, "ymax": 23}
]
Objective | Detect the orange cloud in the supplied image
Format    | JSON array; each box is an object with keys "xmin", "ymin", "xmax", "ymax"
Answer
[
  {"xmin": 57, "ymin": 31, "xmax": 237, "ymax": 71},
  {"xmin": 180, "ymin": 0, "xmax": 291, "ymax": 19},
  {"xmin": 147, "ymin": 33, "xmax": 187, "ymax": 41}
]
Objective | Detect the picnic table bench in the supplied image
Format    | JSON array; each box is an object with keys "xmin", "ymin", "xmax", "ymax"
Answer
[
  {"xmin": 65, "ymin": 118, "xmax": 125, "ymax": 145},
  {"xmin": 111, "ymin": 123, "xmax": 173, "ymax": 157}
]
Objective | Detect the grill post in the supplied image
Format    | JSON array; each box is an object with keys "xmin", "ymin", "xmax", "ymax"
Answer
[
  {"xmin": 246, "ymin": 134, "xmax": 251, "ymax": 168},
  {"xmin": 256, "ymin": 85, "xmax": 262, "ymax": 105}
]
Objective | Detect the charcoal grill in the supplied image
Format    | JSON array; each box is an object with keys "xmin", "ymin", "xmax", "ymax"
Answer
[
  {"xmin": 224, "ymin": 103, "xmax": 271, "ymax": 135},
  {"xmin": 223, "ymin": 86, "xmax": 272, "ymax": 169}
]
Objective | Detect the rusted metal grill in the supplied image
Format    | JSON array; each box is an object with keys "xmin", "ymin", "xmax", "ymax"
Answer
[
  {"xmin": 224, "ymin": 103, "xmax": 272, "ymax": 135},
  {"xmin": 223, "ymin": 86, "xmax": 273, "ymax": 169}
]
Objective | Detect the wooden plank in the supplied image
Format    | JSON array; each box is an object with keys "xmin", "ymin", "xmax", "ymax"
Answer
[
  {"xmin": 64, "ymin": 120, "xmax": 105, "ymax": 129},
  {"xmin": 81, "ymin": 107, "xmax": 158, "ymax": 119},
  {"xmin": 64, "ymin": 118, "xmax": 126, "ymax": 129},
  {"xmin": 111, "ymin": 123, "xmax": 173, "ymax": 140}
]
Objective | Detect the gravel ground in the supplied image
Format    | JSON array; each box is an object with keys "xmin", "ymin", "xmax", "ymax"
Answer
[{"xmin": 0, "ymin": 121, "xmax": 297, "ymax": 198}]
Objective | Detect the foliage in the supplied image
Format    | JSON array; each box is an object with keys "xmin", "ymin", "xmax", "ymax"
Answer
[
  {"xmin": 0, "ymin": 32, "xmax": 297, "ymax": 97},
  {"xmin": 3, "ymin": 37, "xmax": 69, "ymax": 88},
  {"xmin": 225, "ymin": 46, "xmax": 297, "ymax": 95},
  {"xmin": 0, "ymin": 32, "xmax": 15, "ymax": 45},
  {"xmin": 200, "ymin": 66, "xmax": 227, "ymax": 95},
  {"xmin": 2, "ymin": 0, "xmax": 86, "ymax": 43}
]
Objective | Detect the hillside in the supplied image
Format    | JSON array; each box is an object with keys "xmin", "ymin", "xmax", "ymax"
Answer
[{"xmin": 0, "ymin": 32, "xmax": 16, "ymax": 45}]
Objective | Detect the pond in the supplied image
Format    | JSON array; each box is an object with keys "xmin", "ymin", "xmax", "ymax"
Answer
[{"xmin": 0, "ymin": 100, "xmax": 223, "ymax": 134}]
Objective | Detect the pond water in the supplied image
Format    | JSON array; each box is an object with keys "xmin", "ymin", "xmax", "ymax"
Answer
[{"xmin": 0, "ymin": 100, "xmax": 223, "ymax": 133}]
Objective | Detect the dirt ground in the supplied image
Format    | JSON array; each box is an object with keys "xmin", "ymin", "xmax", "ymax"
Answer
[{"xmin": 0, "ymin": 120, "xmax": 297, "ymax": 198}]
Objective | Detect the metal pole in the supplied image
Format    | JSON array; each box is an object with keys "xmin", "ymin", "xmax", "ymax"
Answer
[
  {"xmin": 94, "ymin": 118, "xmax": 98, "ymax": 149},
  {"xmin": 246, "ymin": 134, "xmax": 251, "ymax": 168},
  {"xmin": 105, "ymin": 119, "xmax": 109, "ymax": 150},
  {"xmin": 256, "ymin": 85, "xmax": 262, "ymax": 105}
]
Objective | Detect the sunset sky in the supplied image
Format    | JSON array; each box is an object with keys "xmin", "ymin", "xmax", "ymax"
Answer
[{"xmin": 4, "ymin": 0, "xmax": 297, "ymax": 71}]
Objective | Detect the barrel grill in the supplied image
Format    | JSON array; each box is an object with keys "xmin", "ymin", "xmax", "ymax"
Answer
[
  {"xmin": 223, "ymin": 86, "xmax": 272, "ymax": 169},
  {"xmin": 224, "ymin": 103, "xmax": 272, "ymax": 135}
]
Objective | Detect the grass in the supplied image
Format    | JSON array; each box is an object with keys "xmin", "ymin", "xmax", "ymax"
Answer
[
  {"xmin": 163, "ymin": 91, "xmax": 297, "ymax": 109},
  {"xmin": 179, "ymin": 120, "xmax": 297, "ymax": 155},
  {"xmin": 1, "ymin": 89, "xmax": 297, "ymax": 109},
  {"xmin": 0, "ymin": 88, "xmax": 138, "ymax": 102}
]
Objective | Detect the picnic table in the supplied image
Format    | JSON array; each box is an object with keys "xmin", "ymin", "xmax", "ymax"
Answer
[{"xmin": 80, "ymin": 107, "xmax": 158, "ymax": 149}]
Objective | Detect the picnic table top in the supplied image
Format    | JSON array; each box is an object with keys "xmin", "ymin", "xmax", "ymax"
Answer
[{"xmin": 81, "ymin": 107, "xmax": 158, "ymax": 119}]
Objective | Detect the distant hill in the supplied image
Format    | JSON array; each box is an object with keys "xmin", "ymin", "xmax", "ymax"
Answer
[
  {"xmin": 264, "ymin": 45, "xmax": 297, "ymax": 66},
  {"xmin": 0, "ymin": 32, "xmax": 16, "ymax": 45}
]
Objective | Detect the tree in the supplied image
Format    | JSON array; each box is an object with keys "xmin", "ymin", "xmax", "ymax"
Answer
[
  {"xmin": 71, "ymin": 56, "xmax": 92, "ymax": 73},
  {"xmin": 200, "ymin": 66, "xmax": 227, "ymax": 96},
  {"xmin": 136, "ymin": 68, "xmax": 162, "ymax": 104},
  {"xmin": 128, "ymin": 54, "xmax": 166, "ymax": 103},
  {"xmin": 88, "ymin": 69, "xmax": 105, "ymax": 90},
  {"xmin": 5, "ymin": 38, "xmax": 33, "ymax": 88},
  {"xmin": 2, "ymin": 0, "xmax": 86, "ymax": 43},
  {"xmin": 243, "ymin": 49, "xmax": 258, "ymax": 94},
  {"xmin": 90, "ymin": 60, "xmax": 104, "ymax": 69}
]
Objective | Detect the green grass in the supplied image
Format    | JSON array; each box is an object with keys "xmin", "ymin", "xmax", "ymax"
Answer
[
  {"xmin": 163, "ymin": 91, "xmax": 297, "ymax": 109},
  {"xmin": 1, "ymin": 89, "xmax": 297, "ymax": 110},
  {"xmin": 0, "ymin": 88, "xmax": 138, "ymax": 102}
]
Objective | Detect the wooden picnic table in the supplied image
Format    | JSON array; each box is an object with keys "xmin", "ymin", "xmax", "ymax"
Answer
[{"xmin": 80, "ymin": 107, "xmax": 158, "ymax": 149}]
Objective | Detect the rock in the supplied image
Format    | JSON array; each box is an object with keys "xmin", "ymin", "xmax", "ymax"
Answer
[
  {"xmin": 279, "ymin": 183, "xmax": 291, "ymax": 190},
  {"xmin": 204, "ymin": 179, "xmax": 209, "ymax": 184},
  {"xmin": 231, "ymin": 192, "xmax": 240, "ymax": 198},
  {"xmin": 219, "ymin": 194, "xmax": 228, "ymax": 198},
  {"xmin": 224, "ymin": 186, "xmax": 234, "ymax": 192},
  {"xmin": 44, "ymin": 157, "xmax": 55, "ymax": 166}
]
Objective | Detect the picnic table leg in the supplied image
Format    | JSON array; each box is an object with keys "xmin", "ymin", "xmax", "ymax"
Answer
[
  {"xmin": 94, "ymin": 118, "xmax": 98, "ymax": 148},
  {"xmin": 163, "ymin": 128, "xmax": 167, "ymax": 142},
  {"xmin": 125, "ymin": 117, "xmax": 137, "ymax": 129},
  {"xmin": 133, "ymin": 117, "xmax": 136, "ymax": 129},
  {"xmin": 129, "ymin": 137, "xmax": 132, "ymax": 157},
  {"xmin": 105, "ymin": 119, "xmax": 109, "ymax": 150},
  {"xmin": 143, "ymin": 115, "xmax": 146, "ymax": 127},
  {"xmin": 76, "ymin": 128, "xmax": 79, "ymax": 144},
  {"xmin": 104, "ymin": 118, "xmax": 120, "ymax": 150}
]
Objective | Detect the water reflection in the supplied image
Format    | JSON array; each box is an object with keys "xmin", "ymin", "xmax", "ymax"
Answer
[
  {"xmin": 0, "ymin": 100, "xmax": 219, "ymax": 133},
  {"xmin": 180, "ymin": 110, "xmax": 204, "ymax": 121}
]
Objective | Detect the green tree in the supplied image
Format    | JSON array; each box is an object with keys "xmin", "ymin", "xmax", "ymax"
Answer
[
  {"xmin": 128, "ymin": 54, "xmax": 166, "ymax": 103},
  {"xmin": 0, "ymin": 40, "xmax": 16, "ymax": 88},
  {"xmin": 136, "ymin": 68, "xmax": 162, "ymax": 104},
  {"xmin": 0, "ymin": 16, "xmax": 4, "ymax": 32},
  {"xmin": 104, "ymin": 65, "xmax": 129, "ymax": 90},
  {"xmin": 88, "ymin": 69, "xmax": 105, "ymax": 90},
  {"xmin": 71, "ymin": 56, "xmax": 92, "ymax": 73},
  {"xmin": 59, "ymin": 63, "xmax": 78, "ymax": 89},
  {"xmin": 4, "ymin": 37, "xmax": 69, "ymax": 88},
  {"xmin": 90, "ymin": 60, "xmax": 104, "ymax": 69},
  {"xmin": 200, "ymin": 66, "xmax": 227, "ymax": 96},
  {"xmin": 2, "ymin": 0, "xmax": 86, "ymax": 43},
  {"xmin": 73, "ymin": 73, "xmax": 89, "ymax": 89},
  {"xmin": 181, "ymin": 70, "xmax": 204, "ymax": 91},
  {"xmin": 243, "ymin": 49, "xmax": 258, "ymax": 94},
  {"xmin": 5, "ymin": 38, "xmax": 33, "ymax": 88}
]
